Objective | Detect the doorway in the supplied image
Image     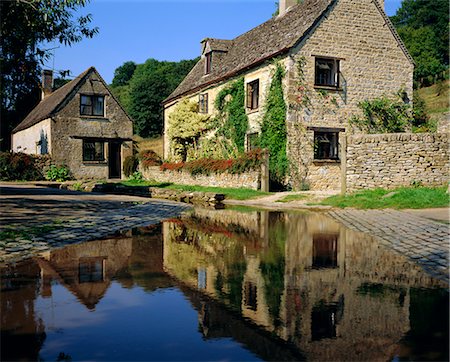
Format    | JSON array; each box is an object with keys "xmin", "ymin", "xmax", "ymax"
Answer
[{"xmin": 108, "ymin": 141, "xmax": 121, "ymax": 179}]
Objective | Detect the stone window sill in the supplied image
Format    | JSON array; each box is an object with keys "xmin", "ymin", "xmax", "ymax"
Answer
[
  {"xmin": 83, "ymin": 161, "xmax": 108, "ymax": 166},
  {"xmin": 81, "ymin": 116, "xmax": 109, "ymax": 121},
  {"xmin": 314, "ymin": 85, "xmax": 343, "ymax": 92},
  {"xmin": 313, "ymin": 159, "xmax": 341, "ymax": 164},
  {"xmin": 246, "ymin": 108, "xmax": 259, "ymax": 115}
]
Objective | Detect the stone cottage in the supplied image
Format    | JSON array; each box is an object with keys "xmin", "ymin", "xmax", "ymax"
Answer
[
  {"xmin": 163, "ymin": 0, "xmax": 414, "ymax": 190},
  {"xmin": 12, "ymin": 67, "xmax": 133, "ymax": 179}
]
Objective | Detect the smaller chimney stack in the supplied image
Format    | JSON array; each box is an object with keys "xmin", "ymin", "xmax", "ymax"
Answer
[
  {"xmin": 279, "ymin": 0, "xmax": 297, "ymax": 16},
  {"xmin": 42, "ymin": 70, "xmax": 53, "ymax": 100}
]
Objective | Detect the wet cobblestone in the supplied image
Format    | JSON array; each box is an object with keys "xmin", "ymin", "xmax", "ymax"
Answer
[
  {"xmin": 328, "ymin": 209, "xmax": 449, "ymax": 284},
  {"xmin": 0, "ymin": 201, "xmax": 192, "ymax": 265}
]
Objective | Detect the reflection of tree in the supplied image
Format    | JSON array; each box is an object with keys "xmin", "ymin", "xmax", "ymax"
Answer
[
  {"xmin": 1, "ymin": 261, "xmax": 46, "ymax": 361},
  {"xmin": 259, "ymin": 212, "xmax": 286, "ymax": 327}
]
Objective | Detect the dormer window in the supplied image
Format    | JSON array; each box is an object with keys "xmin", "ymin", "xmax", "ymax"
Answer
[
  {"xmin": 80, "ymin": 95, "xmax": 104, "ymax": 116},
  {"xmin": 315, "ymin": 57, "xmax": 340, "ymax": 88},
  {"xmin": 205, "ymin": 52, "xmax": 212, "ymax": 74}
]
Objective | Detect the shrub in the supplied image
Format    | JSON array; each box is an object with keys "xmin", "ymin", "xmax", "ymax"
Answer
[
  {"xmin": 124, "ymin": 155, "xmax": 138, "ymax": 177},
  {"xmin": 138, "ymin": 149, "xmax": 162, "ymax": 168},
  {"xmin": 128, "ymin": 171, "xmax": 144, "ymax": 182},
  {"xmin": 160, "ymin": 149, "xmax": 264, "ymax": 176},
  {"xmin": 45, "ymin": 164, "xmax": 71, "ymax": 182},
  {"xmin": 0, "ymin": 152, "xmax": 43, "ymax": 181}
]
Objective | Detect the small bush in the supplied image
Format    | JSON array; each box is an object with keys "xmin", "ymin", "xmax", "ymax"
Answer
[
  {"xmin": 138, "ymin": 149, "xmax": 162, "ymax": 168},
  {"xmin": 0, "ymin": 152, "xmax": 43, "ymax": 181},
  {"xmin": 124, "ymin": 155, "xmax": 138, "ymax": 177},
  {"xmin": 128, "ymin": 171, "xmax": 144, "ymax": 182},
  {"xmin": 45, "ymin": 165, "xmax": 71, "ymax": 182}
]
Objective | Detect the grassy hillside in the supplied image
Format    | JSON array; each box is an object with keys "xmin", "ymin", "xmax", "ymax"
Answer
[
  {"xmin": 417, "ymin": 79, "xmax": 449, "ymax": 115},
  {"xmin": 134, "ymin": 136, "xmax": 164, "ymax": 157}
]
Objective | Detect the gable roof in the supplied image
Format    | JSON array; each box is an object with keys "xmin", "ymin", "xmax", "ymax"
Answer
[
  {"xmin": 165, "ymin": 0, "xmax": 414, "ymax": 104},
  {"xmin": 164, "ymin": 0, "xmax": 336, "ymax": 104},
  {"xmin": 12, "ymin": 66, "xmax": 132, "ymax": 133}
]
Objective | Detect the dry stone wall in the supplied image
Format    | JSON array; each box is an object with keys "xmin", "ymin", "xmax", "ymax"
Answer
[
  {"xmin": 141, "ymin": 165, "xmax": 261, "ymax": 190},
  {"xmin": 346, "ymin": 133, "xmax": 449, "ymax": 191}
]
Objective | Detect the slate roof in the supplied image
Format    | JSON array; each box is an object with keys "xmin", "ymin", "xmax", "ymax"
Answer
[
  {"xmin": 165, "ymin": 0, "xmax": 336, "ymax": 103},
  {"xmin": 13, "ymin": 67, "xmax": 95, "ymax": 133},
  {"xmin": 165, "ymin": 0, "xmax": 414, "ymax": 104}
]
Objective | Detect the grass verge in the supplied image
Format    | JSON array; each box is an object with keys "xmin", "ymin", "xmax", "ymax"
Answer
[
  {"xmin": 320, "ymin": 186, "xmax": 449, "ymax": 209},
  {"xmin": 276, "ymin": 194, "xmax": 308, "ymax": 203},
  {"xmin": 119, "ymin": 180, "xmax": 271, "ymax": 200}
]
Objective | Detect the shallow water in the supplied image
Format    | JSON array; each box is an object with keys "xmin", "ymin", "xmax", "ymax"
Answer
[{"xmin": 1, "ymin": 209, "xmax": 448, "ymax": 361}]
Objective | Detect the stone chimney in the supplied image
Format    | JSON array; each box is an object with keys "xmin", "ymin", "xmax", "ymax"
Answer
[
  {"xmin": 279, "ymin": 0, "xmax": 297, "ymax": 16},
  {"xmin": 42, "ymin": 69, "xmax": 53, "ymax": 100}
]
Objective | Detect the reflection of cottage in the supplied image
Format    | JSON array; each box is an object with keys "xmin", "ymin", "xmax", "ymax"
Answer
[
  {"xmin": 163, "ymin": 0, "xmax": 413, "ymax": 190},
  {"xmin": 12, "ymin": 67, "xmax": 133, "ymax": 179}
]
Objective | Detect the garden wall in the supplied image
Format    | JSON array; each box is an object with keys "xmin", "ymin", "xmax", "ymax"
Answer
[
  {"xmin": 345, "ymin": 133, "xmax": 449, "ymax": 192},
  {"xmin": 141, "ymin": 166, "xmax": 262, "ymax": 190}
]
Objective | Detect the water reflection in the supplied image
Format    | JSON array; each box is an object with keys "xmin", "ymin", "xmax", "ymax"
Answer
[{"xmin": 1, "ymin": 210, "xmax": 448, "ymax": 361}]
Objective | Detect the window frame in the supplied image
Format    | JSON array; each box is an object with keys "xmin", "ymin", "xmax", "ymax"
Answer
[
  {"xmin": 205, "ymin": 52, "xmax": 212, "ymax": 75},
  {"xmin": 314, "ymin": 57, "xmax": 340, "ymax": 89},
  {"xmin": 80, "ymin": 94, "xmax": 105, "ymax": 117},
  {"xmin": 199, "ymin": 93, "xmax": 208, "ymax": 114},
  {"xmin": 246, "ymin": 132, "xmax": 259, "ymax": 151},
  {"xmin": 313, "ymin": 130, "xmax": 340, "ymax": 161},
  {"xmin": 82, "ymin": 139, "xmax": 105, "ymax": 162},
  {"xmin": 246, "ymin": 79, "xmax": 260, "ymax": 111}
]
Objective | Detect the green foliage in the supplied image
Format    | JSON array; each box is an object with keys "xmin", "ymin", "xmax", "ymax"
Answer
[
  {"xmin": 110, "ymin": 84, "xmax": 132, "ymax": 112},
  {"xmin": 168, "ymin": 98, "xmax": 210, "ymax": 161},
  {"xmin": 45, "ymin": 165, "xmax": 71, "ymax": 182},
  {"xmin": 349, "ymin": 93, "xmax": 411, "ymax": 133},
  {"xmin": 123, "ymin": 155, "xmax": 138, "ymax": 177},
  {"xmin": 391, "ymin": 0, "xmax": 449, "ymax": 85},
  {"xmin": 276, "ymin": 194, "xmax": 307, "ymax": 203},
  {"xmin": 111, "ymin": 61, "xmax": 136, "ymax": 87},
  {"xmin": 1, "ymin": 0, "xmax": 98, "ymax": 151},
  {"xmin": 214, "ymin": 78, "xmax": 248, "ymax": 153},
  {"xmin": 260, "ymin": 63, "xmax": 288, "ymax": 187},
  {"xmin": 127, "ymin": 58, "xmax": 198, "ymax": 138},
  {"xmin": 0, "ymin": 152, "xmax": 43, "ymax": 181},
  {"xmin": 128, "ymin": 171, "xmax": 144, "ymax": 182},
  {"xmin": 411, "ymin": 90, "xmax": 436, "ymax": 132},
  {"xmin": 320, "ymin": 186, "xmax": 449, "ymax": 209}
]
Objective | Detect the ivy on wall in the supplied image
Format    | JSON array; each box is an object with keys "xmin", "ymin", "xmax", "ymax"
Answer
[
  {"xmin": 214, "ymin": 77, "xmax": 248, "ymax": 153},
  {"xmin": 260, "ymin": 63, "xmax": 288, "ymax": 187}
]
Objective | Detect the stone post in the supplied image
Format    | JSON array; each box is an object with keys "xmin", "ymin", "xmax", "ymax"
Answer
[
  {"xmin": 261, "ymin": 149, "xmax": 270, "ymax": 192},
  {"xmin": 340, "ymin": 133, "xmax": 347, "ymax": 195}
]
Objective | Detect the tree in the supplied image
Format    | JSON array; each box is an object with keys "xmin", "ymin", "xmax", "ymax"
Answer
[
  {"xmin": 111, "ymin": 61, "xmax": 136, "ymax": 87},
  {"xmin": 127, "ymin": 58, "xmax": 198, "ymax": 138},
  {"xmin": 391, "ymin": 0, "xmax": 449, "ymax": 84},
  {"xmin": 0, "ymin": 0, "xmax": 98, "ymax": 150}
]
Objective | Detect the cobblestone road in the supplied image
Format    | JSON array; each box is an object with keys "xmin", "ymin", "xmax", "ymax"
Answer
[
  {"xmin": 0, "ymin": 184, "xmax": 192, "ymax": 265},
  {"xmin": 328, "ymin": 209, "xmax": 449, "ymax": 283}
]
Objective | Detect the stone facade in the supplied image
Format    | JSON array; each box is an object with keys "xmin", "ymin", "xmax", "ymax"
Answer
[
  {"xmin": 345, "ymin": 133, "xmax": 449, "ymax": 191},
  {"xmin": 12, "ymin": 68, "xmax": 133, "ymax": 180},
  {"xmin": 12, "ymin": 118, "xmax": 52, "ymax": 155},
  {"xmin": 141, "ymin": 165, "xmax": 261, "ymax": 190},
  {"xmin": 163, "ymin": 0, "xmax": 414, "ymax": 191}
]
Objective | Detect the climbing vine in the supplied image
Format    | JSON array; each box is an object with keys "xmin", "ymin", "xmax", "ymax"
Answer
[
  {"xmin": 214, "ymin": 77, "xmax": 248, "ymax": 153},
  {"xmin": 260, "ymin": 62, "xmax": 288, "ymax": 187}
]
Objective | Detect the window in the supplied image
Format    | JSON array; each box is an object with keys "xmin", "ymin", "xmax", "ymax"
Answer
[
  {"xmin": 199, "ymin": 93, "xmax": 208, "ymax": 113},
  {"xmin": 79, "ymin": 258, "xmax": 105, "ymax": 283},
  {"xmin": 314, "ymin": 131, "xmax": 339, "ymax": 160},
  {"xmin": 205, "ymin": 52, "xmax": 212, "ymax": 74},
  {"xmin": 83, "ymin": 140, "xmax": 105, "ymax": 161},
  {"xmin": 244, "ymin": 282, "xmax": 258, "ymax": 311},
  {"xmin": 247, "ymin": 79, "xmax": 259, "ymax": 110},
  {"xmin": 312, "ymin": 233, "xmax": 339, "ymax": 269},
  {"xmin": 80, "ymin": 95, "xmax": 105, "ymax": 116},
  {"xmin": 246, "ymin": 132, "xmax": 259, "ymax": 151},
  {"xmin": 315, "ymin": 58, "xmax": 340, "ymax": 88}
]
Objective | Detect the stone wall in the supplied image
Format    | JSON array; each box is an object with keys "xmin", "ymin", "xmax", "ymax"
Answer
[
  {"xmin": 346, "ymin": 133, "xmax": 449, "ymax": 191},
  {"xmin": 141, "ymin": 165, "xmax": 261, "ymax": 190}
]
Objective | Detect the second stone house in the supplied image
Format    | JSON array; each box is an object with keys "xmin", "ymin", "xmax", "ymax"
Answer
[
  {"xmin": 163, "ymin": 0, "xmax": 414, "ymax": 190},
  {"xmin": 12, "ymin": 67, "xmax": 133, "ymax": 180}
]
